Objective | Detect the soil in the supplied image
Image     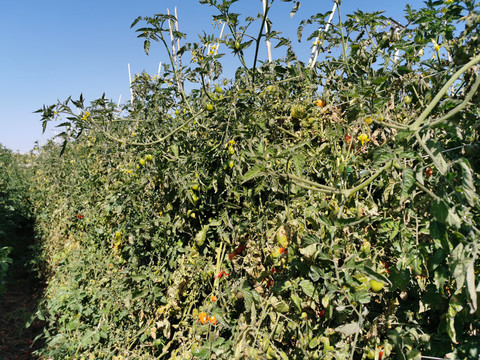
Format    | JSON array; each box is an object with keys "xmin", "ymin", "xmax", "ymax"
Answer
[{"xmin": 0, "ymin": 262, "xmax": 45, "ymax": 360}]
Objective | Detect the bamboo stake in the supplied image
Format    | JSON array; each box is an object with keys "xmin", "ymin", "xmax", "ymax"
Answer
[
  {"xmin": 308, "ymin": 0, "xmax": 338, "ymax": 68},
  {"xmin": 262, "ymin": 0, "xmax": 272, "ymax": 62}
]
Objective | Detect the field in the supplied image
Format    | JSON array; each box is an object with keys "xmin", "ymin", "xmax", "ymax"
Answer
[{"xmin": 1, "ymin": 0, "xmax": 480, "ymax": 359}]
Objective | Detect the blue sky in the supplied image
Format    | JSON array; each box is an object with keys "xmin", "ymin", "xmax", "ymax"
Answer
[{"xmin": 0, "ymin": 0, "xmax": 417, "ymax": 153}]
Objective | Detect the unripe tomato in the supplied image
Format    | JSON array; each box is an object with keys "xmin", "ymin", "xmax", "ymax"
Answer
[
  {"xmin": 404, "ymin": 95, "xmax": 412, "ymax": 104},
  {"xmin": 206, "ymin": 103, "xmax": 214, "ymax": 111},
  {"xmin": 228, "ymin": 160, "xmax": 234, "ymax": 168},
  {"xmin": 215, "ymin": 85, "xmax": 223, "ymax": 94},
  {"xmin": 234, "ymin": 41, "xmax": 241, "ymax": 50},
  {"xmin": 370, "ymin": 279, "xmax": 384, "ymax": 292},
  {"xmin": 139, "ymin": 158, "xmax": 146, "ymax": 166},
  {"xmin": 228, "ymin": 146, "xmax": 235, "ymax": 155}
]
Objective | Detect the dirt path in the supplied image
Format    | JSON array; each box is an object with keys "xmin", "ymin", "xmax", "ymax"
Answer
[{"xmin": 0, "ymin": 261, "xmax": 45, "ymax": 359}]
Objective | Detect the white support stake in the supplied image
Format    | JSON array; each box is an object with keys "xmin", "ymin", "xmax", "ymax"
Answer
[
  {"xmin": 215, "ymin": 23, "xmax": 226, "ymax": 56},
  {"xmin": 262, "ymin": 0, "xmax": 272, "ymax": 62},
  {"xmin": 158, "ymin": 62, "xmax": 163, "ymax": 76},
  {"xmin": 167, "ymin": 8, "xmax": 178, "ymax": 71},
  {"xmin": 128, "ymin": 63, "xmax": 133, "ymax": 105},
  {"xmin": 308, "ymin": 0, "xmax": 338, "ymax": 68},
  {"xmin": 175, "ymin": 7, "xmax": 182, "ymax": 69},
  {"xmin": 393, "ymin": 28, "xmax": 401, "ymax": 62}
]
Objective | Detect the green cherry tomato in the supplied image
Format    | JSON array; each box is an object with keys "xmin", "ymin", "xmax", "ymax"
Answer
[
  {"xmin": 206, "ymin": 103, "xmax": 214, "ymax": 111},
  {"xmin": 370, "ymin": 279, "xmax": 384, "ymax": 292}
]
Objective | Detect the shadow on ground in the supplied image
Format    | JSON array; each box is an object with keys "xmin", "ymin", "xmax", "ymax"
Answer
[{"xmin": 0, "ymin": 221, "xmax": 45, "ymax": 360}]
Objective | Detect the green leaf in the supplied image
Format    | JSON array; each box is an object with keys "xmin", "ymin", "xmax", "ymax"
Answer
[
  {"xmin": 451, "ymin": 243, "xmax": 465, "ymax": 291},
  {"xmin": 400, "ymin": 167, "xmax": 415, "ymax": 202},
  {"xmin": 359, "ymin": 265, "xmax": 392, "ymax": 286},
  {"xmin": 270, "ymin": 296, "xmax": 289, "ymax": 313},
  {"xmin": 192, "ymin": 347, "xmax": 210, "ymax": 359},
  {"xmin": 299, "ymin": 243, "xmax": 317, "ymax": 258},
  {"xmin": 299, "ymin": 279, "xmax": 315, "ymax": 297},
  {"xmin": 457, "ymin": 158, "xmax": 477, "ymax": 206},
  {"xmin": 335, "ymin": 322, "xmax": 360, "ymax": 336},
  {"xmin": 241, "ymin": 164, "xmax": 265, "ymax": 182},
  {"xmin": 195, "ymin": 225, "xmax": 209, "ymax": 246},
  {"xmin": 466, "ymin": 260, "xmax": 477, "ymax": 313},
  {"xmin": 290, "ymin": 293, "xmax": 302, "ymax": 313},
  {"xmin": 144, "ymin": 40, "xmax": 151, "ymax": 55}
]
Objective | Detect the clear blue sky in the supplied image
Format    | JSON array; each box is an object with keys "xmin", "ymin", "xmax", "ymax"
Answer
[{"xmin": 0, "ymin": 0, "xmax": 417, "ymax": 153}]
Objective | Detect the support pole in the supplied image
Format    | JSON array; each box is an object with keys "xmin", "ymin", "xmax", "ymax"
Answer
[{"xmin": 308, "ymin": 0, "xmax": 338, "ymax": 68}]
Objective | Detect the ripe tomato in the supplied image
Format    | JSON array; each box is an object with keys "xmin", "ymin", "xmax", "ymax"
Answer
[
  {"xmin": 209, "ymin": 315, "xmax": 217, "ymax": 324},
  {"xmin": 425, "ymin": 167, "xmax": 433, "ymax": 178},
  {"xmin": 199, "ymin": 312, "xmax": 208, "ymax": 324},
  {"xmin": 211, "ymin": 295, "xmax": 217, "ymax": 302},
  {"xmin": 344, "ymin": 134, "xmax": 351, "ymax": 145},
  {"xmin": 315, "ymin": 99, "xmax": 325, "ymax": 107}
]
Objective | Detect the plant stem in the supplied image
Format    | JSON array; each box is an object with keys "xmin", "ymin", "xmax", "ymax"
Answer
[{"xmin": 410, "ymin": 53, "xmax": 480, "ymax": 131}]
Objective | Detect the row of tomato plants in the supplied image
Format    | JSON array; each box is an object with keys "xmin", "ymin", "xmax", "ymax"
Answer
[{"xmin": 23, "ymin": 0, "xmax": 480, "ymax": 359}]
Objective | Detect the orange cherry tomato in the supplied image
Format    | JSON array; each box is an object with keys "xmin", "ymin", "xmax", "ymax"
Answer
[
  {"xmin": 199, "ymin": 312, "xmax": 208, "ymax": 324},
  {"xmin": 209, "ymin": 315, "xmax": 217, "ymax": 325},
  {"xmin": 315, "ymin": 99, "xmax": 325, "ymax": 107},
  {"xmin": 344, "ymin": 134, "xmax": 351, "ymax": 145}
]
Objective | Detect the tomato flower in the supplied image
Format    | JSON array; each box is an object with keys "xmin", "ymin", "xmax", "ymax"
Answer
[{"xmin": 358, "ymin": 133, "xmax": 370, "ymax": 146}]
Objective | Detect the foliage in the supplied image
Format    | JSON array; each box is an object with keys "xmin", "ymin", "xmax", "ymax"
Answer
[
  {"xmin": 29, "ymin": 0, "xmax": 480, "ymax": 359},
  {"xmin": 0, "ymin": 144, "xmax": 33, "ymax": 294}
]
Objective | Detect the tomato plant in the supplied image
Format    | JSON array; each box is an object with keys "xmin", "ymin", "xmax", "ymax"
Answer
[{"xmin": 23, "ymin": 0, "xmax": 480, "ymax": 359}]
